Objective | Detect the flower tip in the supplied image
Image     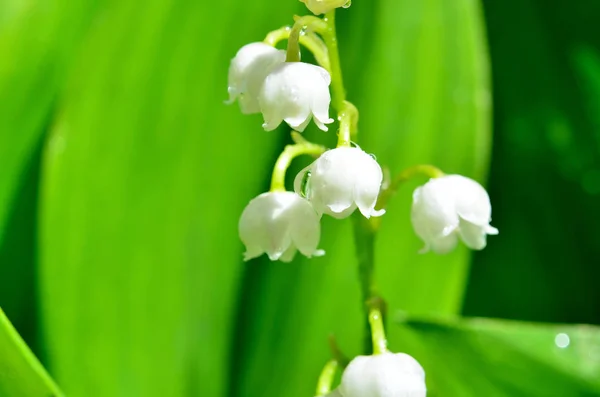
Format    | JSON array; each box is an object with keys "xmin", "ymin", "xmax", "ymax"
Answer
[
  {"xmin": 314, "ymin": 117, "xmax": 334, "ymax": 132},
  {"xmin": 243, "ymin": 252, "xmax": 258, "ymax": 262},
  {"xmin": 261, "ymin": 121, "xmax": 278, "ymax": 131},
  {"xmin": 371, "ymin": 208, "xmax": 386, "ymax": 217},
  {"xmin": 487, "ymin": 225, "xmax": 499, "ymax": 235},
  {"xmin": 267, "ymin": 251, "xmax": 283, "ymax": 261}
]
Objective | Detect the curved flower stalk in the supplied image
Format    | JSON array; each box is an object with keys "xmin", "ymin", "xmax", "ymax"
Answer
[
  {"xmin": 411, "ymin": 174, "xmax": 498, "ymax": 254},
  {"xmin": 294, "ymin": 147, "xmax": 385, "ymax": 219},
  {"xmin": 227, "ymin": 42, "xmax": 286, "ymax": 114},
  {"xmin": 238, "ymin": 191, "xmax": 324, "ymax": 262},
  {"xmin": 259, "ymin": 62, "xmax": 334, "ymax": 132}
]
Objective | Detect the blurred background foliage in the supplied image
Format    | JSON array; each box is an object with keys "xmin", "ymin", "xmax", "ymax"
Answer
[{"xmin": 0, "ymin": 0, "xmax": 598, "ymax": 396}]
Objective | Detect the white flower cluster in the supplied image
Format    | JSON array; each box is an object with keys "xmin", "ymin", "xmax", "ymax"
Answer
[
  {"xmin": 228, "ymin": 41, "xmax": 385, "ymax": 262},
  {"xmin": 228, "ymin": 42, "xmax": 333, "ymax": 132},
  {"xmin": 229, "ymin": 6, "xmax": 498, "ymax": 397},
  {"xmin": 237, "ymin": 146, "xmax": 384, "ymax": 262},
  {"xmin": 326, "ymin": 352, "xmax": 427, "ymax": 397},
  {"xmin": 229, "ymin": 40, "xmax": 497, "ymax": 263}
]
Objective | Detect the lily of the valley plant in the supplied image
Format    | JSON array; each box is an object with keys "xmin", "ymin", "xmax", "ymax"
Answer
[{"xmin": 227, "ymin": 0, "xmax": 498, "ymax": 395}]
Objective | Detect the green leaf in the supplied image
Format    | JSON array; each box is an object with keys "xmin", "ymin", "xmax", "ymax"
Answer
[
  {"xmin": 0, "ymin": 0, "xmax": 99, "ymax": 244},
  {"xmin": 38, "ymin": 1, "xmax": 300, "ymax": 396},
  {"xmin": 234, "ymin": 1, "xmax": 492, "ymax": 396},
  {"xmin": 396, "ymin": 315, "xmax": 600, "ymax": 396},
  {"xmin": 0, "ymin": 0, "xmax": 101, "ymax": 336},
  {"xmin": 0, "ymin": 308, "xmax": 63, "ymax": 397}
]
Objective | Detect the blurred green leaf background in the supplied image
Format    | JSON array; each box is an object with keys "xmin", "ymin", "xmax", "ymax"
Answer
[{"xmin": 0, "ymin": 0, "xmax": 599, "ymax": 396}]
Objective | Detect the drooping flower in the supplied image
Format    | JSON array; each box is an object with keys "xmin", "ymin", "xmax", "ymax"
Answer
[
  {"xmin": 411, "ymin": 174, "xmax": 499, "ymax": 254},
  {"xmin": 300, "ymin": 0, "xmax": 350, "ymax": 15},
  {"xmin": 238, "ymin": 191, "xmax": 324, "ymax": 262},
  {"xmin": 335, "ymin": 352, "xmax": 427, "ymax": 397},
  {"xmin": 227, "ymin": 42, "xmax": 286, "ymax": 114},
  {"xmin": 294, "ymin": 147, "xmax": 384, "ymax": 219},
  {"xmin": 258, "ymin": 62, "xmax": 334, "ymax": 132}
]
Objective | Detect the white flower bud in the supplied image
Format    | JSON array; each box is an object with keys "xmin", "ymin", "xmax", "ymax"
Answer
[
  {"xmin": 258, "ymin": 62, "xmax": 334, "ymax": 132},
  {"xmin": 411, "ymin": 174, "xmax": 499, "ymax": 254},
  {"xmin": 238, "ymin": 191, "xmax": 324, "ymax": 262},
  {"xmin": 337, "ymin": 352, "xmax": 426, "ymax": 397},
  {"xmin": 228, "ymin": 42, "xmax": 286, "ymax": 114},
  {"xmin": 300, "ymin": 0, "xmax": 350, "ymax": 15},
  {"xmin": 294, "ymin": 147, "xmax": 385, "ymax": 219}
]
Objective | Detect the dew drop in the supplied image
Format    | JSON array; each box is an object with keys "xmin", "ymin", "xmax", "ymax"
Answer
[
  {"xmin": 300, "ymin": 170, "xmax": 312, "ymax": 198},
  {"xmin": 555, "ymin": 333, "xmax": 570, "ymax": 349}
]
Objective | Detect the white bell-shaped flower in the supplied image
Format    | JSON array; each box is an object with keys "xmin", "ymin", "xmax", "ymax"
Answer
[
  {"xmin": 238, "ymin": 191, "xmax": 324, "ymax": 262},
  {"xmin": 411, "ymin": 174, "xmax": 499, "ymax": 254},
  {"xmin": 336, "ymin": 352, "xmax": 427, "ymax": 397},
  {"xmin": 258, "ymin": 62, "xmax": 334, "ymax": 132},
  {"xmin": 300, "ymin": 0, "xmax": 350, "ymax": 15},
  {"xmin": 227, "ymin": 42, "xmax": 286, "ymax": 114},
  {"xmin": 294, "ymin": 147, "xmax": 385, "ymax": 219}
]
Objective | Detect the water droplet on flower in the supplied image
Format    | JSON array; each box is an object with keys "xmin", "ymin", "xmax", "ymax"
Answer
[
  {"xmin": 343, "ymin": 0, "xmax": 352, "ymax": 8},
  {"xmin": 300, "ymin": 170, "xmax": 312, "ymax": 198},
  {"xmin": 555, "ymin": 333, "xmax": 570, "ymax": 349},
  {"xmin": 369, "ymin": 153, "xmax": 377, "ymax": 161}
]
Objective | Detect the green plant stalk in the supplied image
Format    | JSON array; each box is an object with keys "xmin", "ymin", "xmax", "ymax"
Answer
[
  {"xmin": 315, "ymin": 359, "xmax": 339, "ymax": 396},
  {"xmin": 322, "ymin": 11, "xmax": 354, "ymax": 148},
  {"xmin": 285, "ymin": 16, "xmax": 328, "ymax": 62},
  {"xmin": 264, "ymin": 26, "xmax": 331, "ymax": 71},
  {"xmin": 323, "ymin": 11, "xmax": 345, "ymax": 113},
  {"xmin": 368, "ymin": 304, "xmax": 388, "ymax": 355},
  {"xmin": 270, "ymin": 141, "xmax": 326, "ymax": 192},
  {"xmin": 376, "ymin": 164, "xmax": 444, "ymax": 211},
  {"xmin": 322, "ymin": 8, "xmax": 388, "ymax": 354},
  {"xmin": 336, "ymin": 101, "xmax": 357, "ymax": 147},
  {"xmin": 352, "ymin": 213, "xmax": 379, "ymax": 353}
]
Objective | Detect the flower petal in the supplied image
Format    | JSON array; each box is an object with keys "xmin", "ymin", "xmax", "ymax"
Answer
[
  {"xmin": 339, "ymin": 352, "xmax": 426, "ymax": 397},
  {"xmin": 228, "ymin": 43, "xmax": 286, "ymax": 115},
  {"xmin": 278, "ymin": 245, "xmax": 298, "ymax": 262},
  {"xmin": 258, "ymin": 62, "xmax": 333, "ymax": 132},
  {"xmin": 458, "ymin": 218, "xmax": 489, "ymax": 250},
  {"xmin": 289, "ymin": 197, "xmax": 323, "ymax": 257},
  {"xmin": 239, "ymin": 192, "xmax": 294, "ymax": 260},
  {"xmin": 429, "ymin": 230, "xmax": 459, "ymax": 254}
]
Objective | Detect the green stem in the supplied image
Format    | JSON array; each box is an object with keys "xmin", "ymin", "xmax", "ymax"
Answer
[
  {"xmin": 285, "ymin": 16, "xmax": 328, "ymax": 62},
  {"xmin": 321, "ymin": 11, "xmax": 356, "ymax": 147},
  {"xmin": 352, "ymin": 214, "xmax": 377, "ymax": 304},
  {"xmin": 323, "ymin": 10, "xmax": 345, "ymax": 111},
  {"xmin": 315, "ymin": 359, "xmax": 339, "ymax": 396},
  {"xmin": 368, "ymin": 302, "xmax": 388, "ymax": 355},
  {"xmin": 352, "ymin": 213, "xmax": 381, "ymax": 353},
  {"xmin": 337, "ymin": 101, "xmax": 357, "ymax": 147},
  {"xmin": 376, "ymin": 164, "xmax": 444, "ymax": 211},
  {"xmin": 270, "ymin": 140, "xmax": 326, "ymax": 192},
  {"xmin": 264, "ymin": 26, "xmax": 330, "ymax": 71},
  {"xmin": 321, "ymin": 3, "xmax": 388, "ymax": 358}
]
